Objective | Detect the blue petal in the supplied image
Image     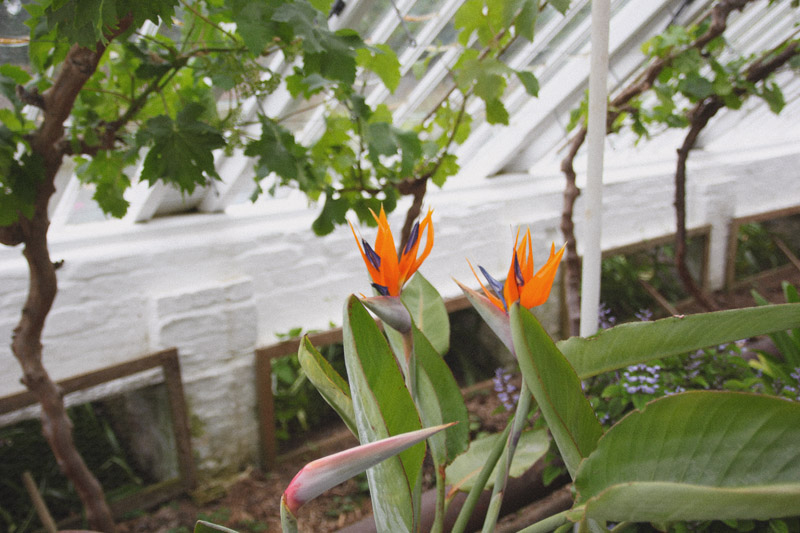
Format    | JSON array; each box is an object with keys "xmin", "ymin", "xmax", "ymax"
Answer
[
  {"xmin": 403, "ymin": 221, "xmax": 419, "ymax": 256},
  {"xmin": 371, "ymin": 283, "xmax": 390, "ymax": 296},
  {"xmin": 478, "ymin": 265, "xmax": 507, "ymax": 311},
  {"xmin": 363, "ymin": 240, "xmax": 381, "ymax": 270},
  {"xmin": 513, "ymin": 252, "xmax": 524, "ymax": 286}
]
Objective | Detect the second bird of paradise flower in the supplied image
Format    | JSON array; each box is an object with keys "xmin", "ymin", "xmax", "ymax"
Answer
[
  {"xmin": 470, "ymin": 228, "xmax": 565, "ymax": 312},
  {"xmin": 351, "ymin": 206, "xmax": 434, "ymax": 297}
]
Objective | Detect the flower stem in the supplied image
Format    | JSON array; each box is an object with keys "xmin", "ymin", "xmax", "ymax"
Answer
[
  {"xmin": 429, "ymin": 462, "xmax": 447, "ymax": 533},
  {"xmin": 514, "ymin": 509, "xmax": 571, "ymax": 533},
  {"xmin": 450, "ymin": 420, "xmax": 513, "ymax": 533},
  {"xmin": 481, "ymin": 379, "xmax": 533, "ymax": 532}
]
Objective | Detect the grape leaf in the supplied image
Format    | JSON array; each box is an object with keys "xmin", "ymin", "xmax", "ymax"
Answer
[
  {"xmin": 137, "ymin": 103, "xmax": 225, "ymax": 193},
  {"xmin": 356, "ymin": 44, "xmax": 401, "ymax": 93},
  {"xmin": 0, "ymin": 135, "xmax": 43, "ymax": 225},
  {"xmin": 75, "ymin": 150, "xmax": 134, "ymax": 218}
]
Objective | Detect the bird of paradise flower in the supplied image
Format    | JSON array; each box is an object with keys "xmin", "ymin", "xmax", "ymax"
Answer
[
  {"xmin": 350, "ymin": 206, "xmax": 434, "ymax": 297},
  {"xmin": 467, "ymin": 227, "xmax": 565, "ymax": 312}
]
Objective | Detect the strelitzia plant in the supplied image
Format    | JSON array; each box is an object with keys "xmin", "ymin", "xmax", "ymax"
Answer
[
  {"xmin": 451, "ymin": 229, "xmax": 566, "ymax": 532},
  {"xmin": 198, "ymin": 217, "xmax": 800, "ymax": 533},
  {"xmin": 296, "ymin": 207, "xmax": 467, "ymax": 533},
  {"xmin": 451, "ymin": 228, "xmax": 800, "ymax": 531}
]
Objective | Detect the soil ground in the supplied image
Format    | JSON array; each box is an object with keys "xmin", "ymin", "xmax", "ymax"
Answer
[
  {"xmin": 116, "ymin": 266, "xmax": 800, "ymax": 533},
  {"xmin": 117, "ymin": 381, "xmax": 512, "ymax": 533}
]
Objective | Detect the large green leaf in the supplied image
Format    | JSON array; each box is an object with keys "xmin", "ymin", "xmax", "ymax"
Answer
[
  {"xmin": 445, "ymin": 429, "xmax": 549, "ymax": 493},
  {"xmin": 385, "ymin": 273, "xmax": 450, "ymax": 373},
  {"xmin": 414, "ymin": 325, "xmax": 469, "ymax": 464},
  {"xmin": 137, "ymin": 103, "xmax": 225, "ymax": 193},
  {"xmin": 401, "ymin": 273, "xmax": 450, "ymax": 356},
  {"xmin": 297, "ymin": 336, "xmax": 356, "ymax": 436},
  {"xmin": 558, "ymin": 304, "xmax": 800, "ymax": 379},
  {"xmin": 573, "ymin": 391, "xmax": 800, "ymax": 522},
  {"xmin": 343, "ymin": 295, "xmax": 423, "ymax": 532},
  {"xmin": 510, "ymin": 304, "xmax": 603, "ymax": 478}
]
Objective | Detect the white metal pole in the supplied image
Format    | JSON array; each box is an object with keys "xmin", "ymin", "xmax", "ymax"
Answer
[{"xmin": 579, "ymin": 0, "xmax": 611, "ymax": 338}]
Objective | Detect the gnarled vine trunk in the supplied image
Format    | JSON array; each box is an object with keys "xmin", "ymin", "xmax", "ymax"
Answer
[
  {"xmin": 558, "ymin": 0, "xmax": 756, "ymax": 332},
  {"xmin": 2, "ymin": 20, "xmax": 134, "ymax": 531}
]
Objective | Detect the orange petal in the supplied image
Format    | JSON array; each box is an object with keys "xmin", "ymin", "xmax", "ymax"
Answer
[
  {"xmin": 373, "ymin": 207, "xmax": 400, "ymax": 295},
  {"xmin": 407, "ymin": 209, "xmax": 434, "ymax": 279},
  {"xmin": 520, "ymin": 244, "xmax": 565, "ymax": 308},
  {"xmin": 522, "ymin": 228, "xmax": 534, "ymax": 281},
  {"xmin": 503, "ymin": 252, "xmax": 520, "ymax": 307}
]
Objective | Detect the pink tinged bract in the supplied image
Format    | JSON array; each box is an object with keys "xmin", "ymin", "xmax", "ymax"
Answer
[{"xmin": 282, "ymin": 423, "xmax": 454, "ymax": 515}]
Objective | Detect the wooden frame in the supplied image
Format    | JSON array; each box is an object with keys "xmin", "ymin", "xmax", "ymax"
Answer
[
  {"xmin": 0, "ymin": 348, "xmax": 195, "ymax": 518},
  {"xmin": 255, "ymin": 295, "xmax": 471, "ymax": 470},
  {"xmin": 725, "ymin": 205, "xmax": 800, "ymax": 288}
]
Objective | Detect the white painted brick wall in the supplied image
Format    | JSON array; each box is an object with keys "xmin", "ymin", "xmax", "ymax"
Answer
[
  {"xmin": 148, "ymin": 278, "xmax": 259, "ymax": 472},
  {"xmin": 1, "ymin": 142, "xmax": 798, "ymax": 473}
]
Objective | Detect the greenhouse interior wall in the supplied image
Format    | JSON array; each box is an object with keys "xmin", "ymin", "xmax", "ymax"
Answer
[{"xmin": 1, "ymin": 134, "xmax": 799, "ymax": 475}]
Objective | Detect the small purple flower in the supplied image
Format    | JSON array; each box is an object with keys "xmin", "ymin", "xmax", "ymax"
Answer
[
  {"xmin": 622, "ymin": 363, "xmax": 661, "ymax": 396},
  {"xmin": 493, "ymin": 368, "xmax": 519, "ymax": 411},
  {"xmin": 635, "ymin": 309, "xmax": 653, "ymax": 322},
  {"xmin": 598, "ymin": 303, "xmax": 617, "ymax": 329}
]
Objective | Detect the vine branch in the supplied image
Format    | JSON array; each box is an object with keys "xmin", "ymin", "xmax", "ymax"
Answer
[{"xmin": 559, "ymin": 0, "xmax": 756, "ymax": 335}]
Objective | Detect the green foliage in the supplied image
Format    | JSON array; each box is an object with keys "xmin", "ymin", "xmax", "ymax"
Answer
[
  {"xmin": 342, "ymin": 295, "xmax": 423, "ymax": 531},
  {"xmin": 245, "ymin": 116, "xmax": 320, "ymax": 192},
  {"xmin": 388, "ymin": 273, "xmax": 451, "ymax": 356},
  {"xmin": 74, "ymin": 150, "xmax": 136, "ymax": 218},
  {"xmin": 734, "ymin": 220, "xmax": 797, "ymax": 280},
  {"xmin": 0, "ymin": 130, "xmax": 43, "ymax": 225},
  {"xmin": 605, "ymin": 4, "xmax": 800, "ymax": 143},
  {"xmin": 573, "ymin": 392, "xmax": 800, "ymax": 523},
  {"xmin": 356, "ymin": 44, "xmax": 402, "ymax": 93},
  {"xmin": 505, "ymin": 300, "xmax": 800, "ymax": 528},
  {"xmin": 39, "ymin": 0, "xmax": 178, "ymax": 47},
  {"xmin": 510, "ymin": 304, "xmax": 603, "ymax": 477},
  {"xmin": 752, "ymin": 282, "xmax": 800, "ymax": 379},
  {"xmin": 136, "ymin": 103, "xmax": 226, "ymax": 193},
  {"xmin": 588, "ymin": 341, "xmax": 759, "ymax": 425},
  {"xmin": 291, "ymin": 243, "xmax": 800, "ymax": 531},
  {"xmin": 296, "ymin": 337, "xmax": 357, "ymax": 437},
  {"xmin": 445, "ymin": 428, "xmax": 549, "ymax": 492},
  {"xmin": 5, "ymin": 0, "xmax": 552, "ymax": 237},
  {"xmin": 599, "ymin": 239, "xmax": 704, "ymax": 322},
  {"xmin": 413, "ymin": 323, "xmax": 469, "ymax": 463},
  {"xmin": 559, "ymin": 304, "xmax": 800, "ymax": 381}
]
